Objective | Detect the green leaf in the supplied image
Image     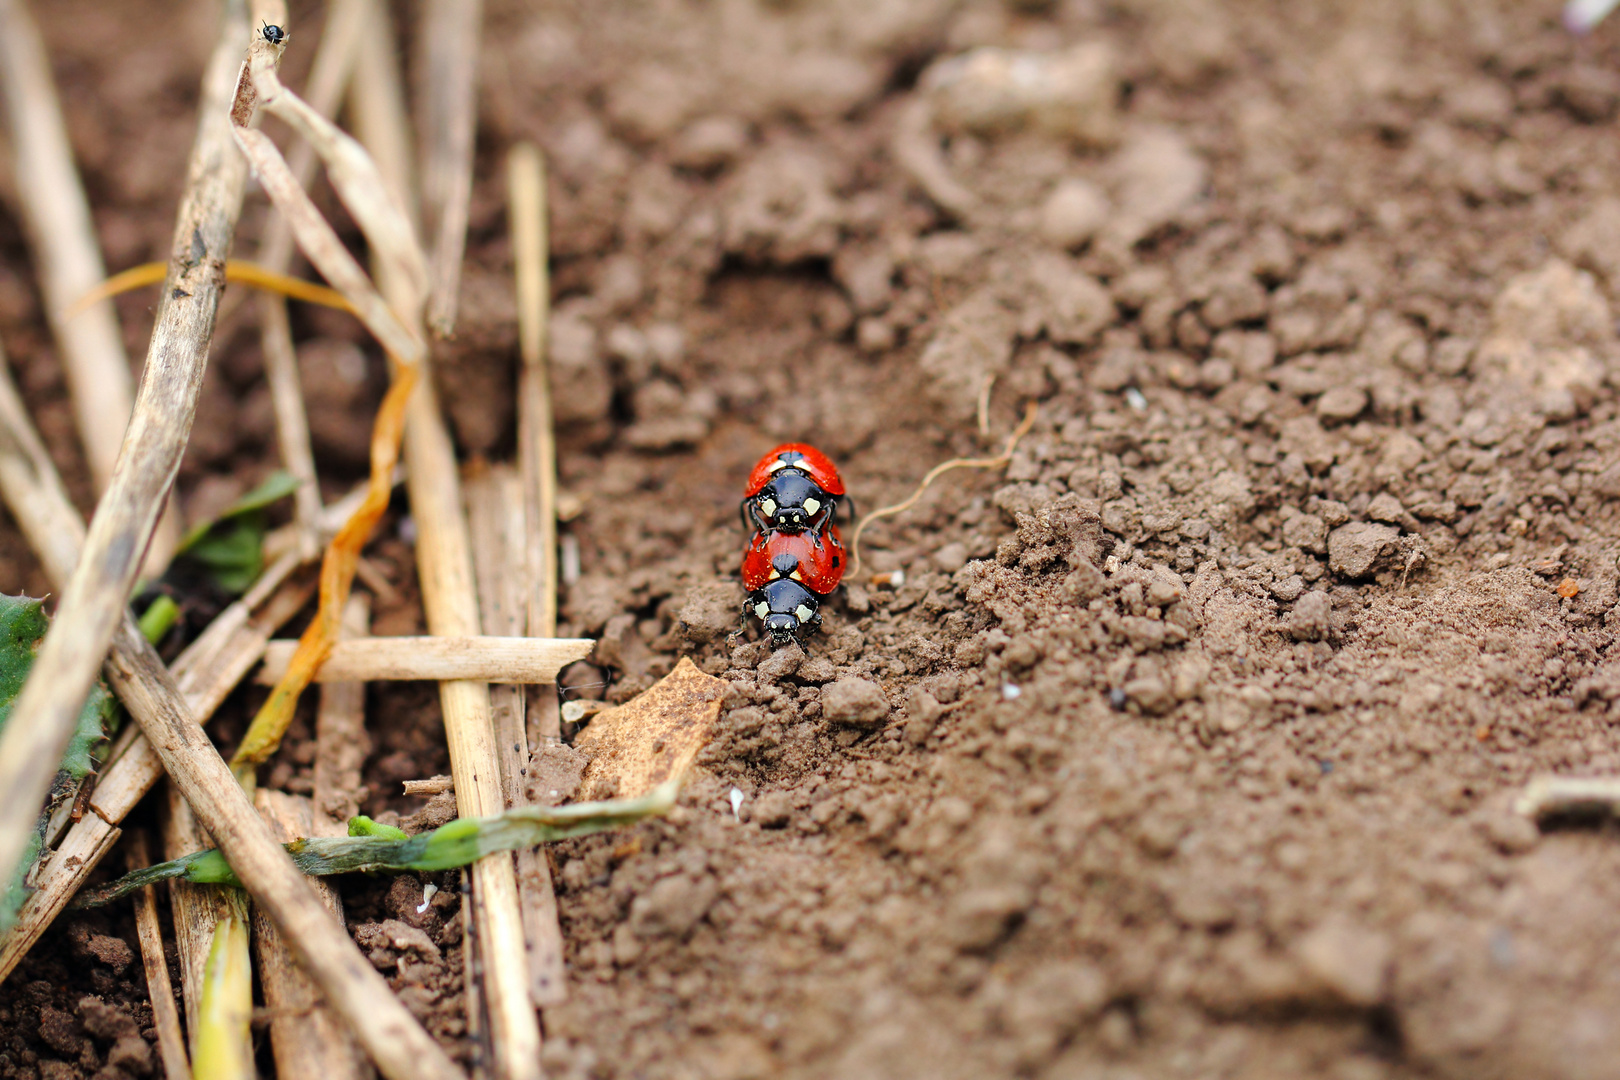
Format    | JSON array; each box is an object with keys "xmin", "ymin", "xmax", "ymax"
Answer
[
  {"xmin": 0, "ymin": 594, "xmax": 119, "ymax": 932},
  {"xmin": 172, "ymin": 472, "xmax": 302, "ymax": 596},
  {"xmin": 175, "ymin": 471, "xmax": 304, "ymax": 555},
  {"xmin": 73, "ymin": 781, "xmax": 681, "ymax": 907}
]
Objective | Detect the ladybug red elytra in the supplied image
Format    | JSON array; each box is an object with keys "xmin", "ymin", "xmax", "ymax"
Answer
[
  {"xmin": 741, "ymin": 443, "xmax": 849, "ymax": 535},
  {"xmin": 744, "ymin": 443, "xmax": 845, "ymax": 499},
  {"xmin": 741, "ymin": 526, "xmax": 846, "ymax": 595}
]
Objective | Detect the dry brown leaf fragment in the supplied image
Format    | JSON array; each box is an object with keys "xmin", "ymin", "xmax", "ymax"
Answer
[{"xmin": 574, "ymin": 658, "xmax": 728, "ymax": 801}]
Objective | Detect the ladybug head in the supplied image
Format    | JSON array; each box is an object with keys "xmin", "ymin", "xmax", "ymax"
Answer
[
  {"xmin": 751, "ymin": 580, "xmax": 820, "ymax": 647},
  {"xmin": 754, "ymin": 470, "xmax": 828, "ymax": 533}
]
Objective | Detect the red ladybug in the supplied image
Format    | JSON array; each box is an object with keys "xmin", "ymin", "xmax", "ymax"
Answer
[
  {"xmin": 741, "ymin": 526, "xmax": 846, "ymax": 595},
  {"xmin": 744, "ymin": 444, "xmax": 845, "ymax": 500},
  {"xmin": 741, "ymin": 443, "xmax": 848, "ymax": 535}
]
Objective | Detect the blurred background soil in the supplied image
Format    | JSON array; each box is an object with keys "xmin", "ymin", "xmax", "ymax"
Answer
[{"xmin": 8, "ymin": 1, "xmax": 1620, "ymax": 1078}]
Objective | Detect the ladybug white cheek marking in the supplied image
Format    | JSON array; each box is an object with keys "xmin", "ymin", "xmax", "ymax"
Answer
[
  {"xmin": 754, "ymin": 602, "xmax": 769, "ymax": 619},
  {"xmin": 760, "ymin": 498, "xmax": 777, "ymax": 516},
  {"xmin": 803, "ymin": 497, "xmax": 821, "ymax": 516},
  {"xmin": 768, "ymin": 459, "xmax": 789, "ymax": 473},
  {"xmin": 790, "ymin": 569, "xmax": 803, "ymax": 581},
  {"xmin": 794, "ymin": 604, "xmax": 813, "ymax": 623}
]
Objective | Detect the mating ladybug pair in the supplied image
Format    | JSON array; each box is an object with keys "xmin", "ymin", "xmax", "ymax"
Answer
[{"xmin": 740, "ymin": 445, "xmax": 849, "ymax": 647}]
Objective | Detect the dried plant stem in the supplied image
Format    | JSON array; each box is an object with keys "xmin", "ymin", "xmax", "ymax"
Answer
[
  {"xmin": 259, "ymin": 295, "xmax": 322, "ymax": 553},
  {"xmin": 128, "ymin": 832, "xmax": 191, "ymax": 1080},
  {"xmin": 403, "ymin": 776, "xmax": 453, "ymax": 796},
  {"xmin": 0, "ymin": 490, "xmax": 308, "ymax": 985},
  {"xmin": 506, "ymin": 143, "xmax": 570, "ymax": 1005},
  {"xmin": 0, "ymin": 0, "xmax": 252, "ymax": 917},
  {"xmin": 0, "ymin": 0, "xmax": 181, "ymax": 568},
  {"xmin": 467, "ymin": 470, "xmax": 568, "ymax": 1007},
  {"xmin": 164, "ymin": 790, "xmax": 248, "ymax": 1074},
  {"xmin": 0, "ymin": 192, "xmax": 308, "ymax": 991},
  {"xmin": 253, "ymin": 0, "xmax": 371, "ymax": 553},
  {"xmin": 228, "ymin": 25, "xmax": 433, "ymax": 777},
  {"xmin": 356, "ymin": 14, "xmax": 545, "ymax": 1072},
  {"xmin": 352, "ymin": 10, "xmax": 420, "ymax": 226},
  {"xmin": 0, "ymin": 337, "xmax": 87, "ymax": 589},
  {"xmin": 256, "ymin": 634, "xmax": 592, "ymax": 684},
  {"xmin": 510, "ymin": 144, "xmax": 563, "ymax": 745},
  {"xmin": 848, "ymin": 401, "xmax": 1039, "ymax": 578},
  {"xmin": 313, "ymin": 594, "xmax": 372, "ymax": 828},
  {"xmin": 252, "ymin": 790, "xmax": 370, "ymax": 1080},
  {"xmin": 405, "ymin": 381, "xmax": 544, "ymax": 1080},
  {"xmin": 420, "ymin": 0, "xmax": 484, "ymax": 336},
  {"xmin": 254, "ymin": 0, "xmax": 373, "ymax": 277},
  {"xmin": 104, "ymin": 611, "xmax": 465, "ymax": 1080}
]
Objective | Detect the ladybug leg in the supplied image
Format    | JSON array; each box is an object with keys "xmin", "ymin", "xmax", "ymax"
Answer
[
  {"xmin": 728, "ymin": 601, "xmax": 750, "ymax": 644},
  {"xmin": 739, "ymin": 498, "xmax": 759, "ymax": 533},
  {"xmin": 842, "ymin": 495, "xmax": 858, "ymax": 524}
]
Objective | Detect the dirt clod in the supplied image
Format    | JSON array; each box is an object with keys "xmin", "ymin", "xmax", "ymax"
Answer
[{"xmin": 820, "ymin": 677, "xmax": 890, "ymax": 728}]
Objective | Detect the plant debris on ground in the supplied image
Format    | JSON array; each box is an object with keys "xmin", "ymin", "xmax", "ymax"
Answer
[{"xmin": 8, "ymin": 1, "xmax": 1620, "ymax": 1079}]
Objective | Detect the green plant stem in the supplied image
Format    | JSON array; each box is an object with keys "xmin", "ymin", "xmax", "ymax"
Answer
[{"xmin": 75, "ymin": 780, "xmax": 677, "ymax": 908}]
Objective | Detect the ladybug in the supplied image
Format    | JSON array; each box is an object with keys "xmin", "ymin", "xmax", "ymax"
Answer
[
  {"xmin": 741, "ymin": 526, "xmax": 846, "ymax": 595},
  {"xmin": 742, "ymin": 443, "xmax": 847, "ymax": 535},
  {"xmin": 260, "ymin": 22, "xmax": 287, "ymax": 45},
  {"xmin": 748, "ymin": 579, "xmax": 823, "ymax": 648}
]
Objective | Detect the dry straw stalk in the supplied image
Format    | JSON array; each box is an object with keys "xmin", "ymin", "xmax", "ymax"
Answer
[
  {"xmin": 0, "ymin": 0, "xmax": 253, "ymax": 911},
  {"xmin": 0, "ymin": 0, "xmax": 182, "ymax": 568},
  {"xmin": 256, "ymin": 634, "xmax": 592, "ymax": 684},
  {"xmin": 351, "ymin": 4, "xmax": 544, "ymax": 1070}
]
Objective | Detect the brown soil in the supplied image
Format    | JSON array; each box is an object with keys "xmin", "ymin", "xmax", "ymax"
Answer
[{"xmin": 8, "ymin": 1, "xmax": 1620, "ymax": 1078}]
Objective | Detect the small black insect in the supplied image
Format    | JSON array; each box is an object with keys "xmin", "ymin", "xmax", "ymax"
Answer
[{"xmin": 260, "ymin": 22, "xmax": 286, "ymax": 45}]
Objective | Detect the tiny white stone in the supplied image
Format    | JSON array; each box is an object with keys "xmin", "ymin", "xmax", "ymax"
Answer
[
  {"xmin": 1124, "ymin": 386, "xmax": 1148, "ymax": 413},
  {"xmin": 1002, "ymin": 683, "xmax": 1022, "ymax": 700},
  {"xmin": 1568, "ymin": 0, "xmax": 1620, "ymax": 32},
  {"xmin": 560, "ymin": 535, "xmax": 582, "ymax": 586},
  {"xmin": 417, "ymin": 883, "xmax": 438, "ymax": 914},
  {"xmin": 398, "ymin": 516, "xmax": 418, "ymax": 543},
  {"xmin": 729, "ymin": 787, "xmax": 745, "ymax": 819},
  {"xmin": 889, "ymin": 568, "xmax": 906, "ymax": 587}
]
